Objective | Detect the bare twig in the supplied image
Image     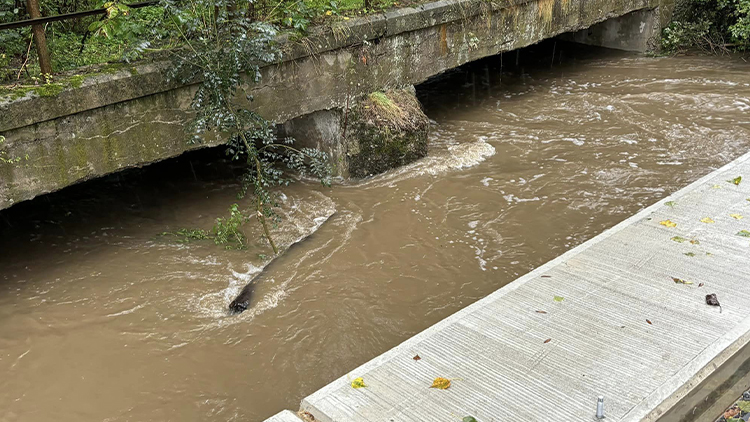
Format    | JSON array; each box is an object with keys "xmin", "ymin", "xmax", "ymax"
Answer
[{"xmin": 16, "ymin": 31, "xmax": 35, "ymax": 80}]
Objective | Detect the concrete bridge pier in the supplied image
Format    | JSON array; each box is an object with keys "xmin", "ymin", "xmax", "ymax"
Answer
[
  {"xmin": 280, "ymin": 86, "xmax": 430, "ymax": 179},
  {"xmin": 559, "ymin": 8, "xmax": 662, "ymax": 52}
]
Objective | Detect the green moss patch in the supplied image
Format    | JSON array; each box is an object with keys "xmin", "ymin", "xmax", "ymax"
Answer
[{"xmin": 347, "ymin": 88, "xmax": 429, "ymax": 178}]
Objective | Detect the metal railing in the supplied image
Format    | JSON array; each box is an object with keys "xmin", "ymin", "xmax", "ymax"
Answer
[
  {"xmin": 0, "ymin": 1, "xmax": 157, "ymax": 30},
  {"xmin": 1, "ymin": 0, "xmax": 159, "ymax": 75}
]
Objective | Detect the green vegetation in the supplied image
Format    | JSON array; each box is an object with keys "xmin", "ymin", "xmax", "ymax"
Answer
[
  {"xmin": 0, "ymin": 0, "xmax": 416, "ymax": 85},
  {"xmin": 662, "ymin": 0, "xmax": 750, "ymax": 53},
  {"xmin": 0, "ymin": 135, "xmax": 27, "ymax": 164},
  {"xmin": 162, "ymin": 204, "xmax": 251, "ymax": 249}
]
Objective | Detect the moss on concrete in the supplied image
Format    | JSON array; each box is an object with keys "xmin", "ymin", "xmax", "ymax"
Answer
[
  {"xmin": 346, "ymin": 88, "xmax": 429, "ymax": 178},
  {"xmin": 69, "ymin": 75, "xmax": 86, "ymax": 89}
]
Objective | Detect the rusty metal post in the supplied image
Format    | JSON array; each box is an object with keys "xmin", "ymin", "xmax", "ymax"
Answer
[{"xmin": 25, "ymin": 0, "xmax": 53, "ymax": 76}]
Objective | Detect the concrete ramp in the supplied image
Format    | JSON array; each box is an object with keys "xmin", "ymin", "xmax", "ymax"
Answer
[{"xmin": 296, "ymin": 151, "xmax": 750, "ymax": 422}]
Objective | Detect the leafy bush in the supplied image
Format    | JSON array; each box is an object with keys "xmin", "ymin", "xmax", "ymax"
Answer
[{"xmin": 663, "ymin": 0, "xmax": 750, "ymax": 52}]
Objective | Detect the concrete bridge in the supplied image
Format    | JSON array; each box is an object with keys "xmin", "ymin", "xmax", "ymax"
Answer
[{"xmin": 0, "ymin": 0, "xmax": 673, "ymax": 210}]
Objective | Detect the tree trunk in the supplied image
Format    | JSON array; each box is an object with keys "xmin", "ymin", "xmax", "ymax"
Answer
[{"xmin": 25, "ymin": 0, "xmax": 52, "ymax": 76}]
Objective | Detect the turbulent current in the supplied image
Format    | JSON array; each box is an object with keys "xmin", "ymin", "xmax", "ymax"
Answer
[{"xmin": 1, "ymin": 42, "xmax": 750, "ymax": 421}]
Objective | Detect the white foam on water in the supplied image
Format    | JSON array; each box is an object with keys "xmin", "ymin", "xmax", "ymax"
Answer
[
  {"xmin": 359, "ymin": 136, "xmax": 496, "ymax": 188},
  {"xmin": 105, "ymin": 302, "xmax": 147, "ymax": 318}
]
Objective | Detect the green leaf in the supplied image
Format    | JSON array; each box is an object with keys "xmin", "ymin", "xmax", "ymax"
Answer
[
  {"xmin": 728, "ymin": 176, "xmax": 742, "ymax": 185},
  {"xmin": 737, "ymin": 401, "xmax": 750, "ymax": 412},
  {"xmin": 553, "ymin": 295, "xmax": 564, "ymax": 302},
  {"xmin": 738, "ymin": 230, "xmax": 750, "ymax": 238},
  {"xmin": 671, "ymin": 236, "xmax": 687, "ymax": 243},
  {"xmin": 665, "ymin": 201, "xmax": 676, "ymax": 208},
  {"xmin": 463, "ymin": 417, "xmax": 478, "ymax": 422},
  {"xmin": 684, "ymin": 252, "xmax": 696, "ymax": 257}
]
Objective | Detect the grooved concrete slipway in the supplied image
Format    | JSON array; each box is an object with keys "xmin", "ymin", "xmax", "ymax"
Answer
[{"xmin": 266, "ymin": 151, "xmax": 750, "ymax": 422}]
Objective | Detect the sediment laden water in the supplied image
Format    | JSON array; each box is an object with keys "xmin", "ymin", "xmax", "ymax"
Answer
[{"xmin": 1, "ymin": 42, "xmax": 749, "ymax": 421}]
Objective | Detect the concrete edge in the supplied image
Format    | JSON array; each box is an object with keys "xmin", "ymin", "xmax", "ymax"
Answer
[
  {"xmin": 264, "ymin": 410, "xmax": 304, "ymax": 421},
  {"xmin": 626, "ymin": 322, "xmax": 750, "ymax": 422},
  {"xmin": 298, "ymin": 150, "xmax": 750, "ymax": 419},
  {"xmin": 0, "ymin": 0, "xmax": 535, "ymax": 133}
]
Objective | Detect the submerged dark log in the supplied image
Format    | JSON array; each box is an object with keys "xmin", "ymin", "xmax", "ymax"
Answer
[
  {"xmin": 229, "ymin": 283, "xmax": 254, "ymax": 314},
  {"xmin": 227, "ymin": 210, "xmax": 335, "ymax": 314}
]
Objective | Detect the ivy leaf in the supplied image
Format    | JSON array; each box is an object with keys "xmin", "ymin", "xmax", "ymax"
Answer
[
  {"xmin": 700, "ymin": 217, "xmax": 715, "ymax": 224},
  {"xmin": 728, "ymin": 176, "xmax": 742, "ymax": 186},
  {"xmin": 660, "ymin": 220, "xmax": 677, "ymax": 228},
  {"xmin": 738, "ymin": 230, "xmax": 750, "ymax": 237},
  {"xmin": 553, "ymin": 295, "xmax": 564, "ymax": 302},
  {"xmin": 429, "ymin": 377, "xmax": 451, "ymax": 389},
  {"xmin": 463, "ymin": 417, "xmax": 478, "ymax": 422},
  {"xmin": 351, "ymin": 377, "xmax": 366, "ymax": 389}
]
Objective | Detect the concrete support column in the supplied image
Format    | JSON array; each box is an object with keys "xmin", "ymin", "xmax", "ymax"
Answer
[
  {"xmin": 559, "ymin": 8, "xmax": 660, "ymax": 52},
  {"xmin": 279, "ymin": 87, "xmax": 430, "ymax": 179}
]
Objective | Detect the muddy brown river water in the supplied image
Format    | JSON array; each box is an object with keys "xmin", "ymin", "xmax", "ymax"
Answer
[{"xmin": 2, "ymin": 42, "xmax": 750, "ymax": 421}]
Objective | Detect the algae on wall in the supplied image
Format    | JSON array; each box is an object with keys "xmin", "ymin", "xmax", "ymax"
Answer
[{"xmin": 345, "ymin": 88, "xmax": 430, "ymax": 178}]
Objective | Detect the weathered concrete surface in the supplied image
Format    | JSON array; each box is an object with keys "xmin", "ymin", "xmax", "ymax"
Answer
[
  {"xmin": 285, "ymin": 151, "xmax": 750, "ymax": 422},
  {"xmin": 0, "ymin": 0, "xmax": 674, "ymax": 210},
  {"xmin": 561, "ymin": 8, "xmax": 660, "ymax": 51},
  {"xmin": 264, "ymin": 410, "xmax": 302, "ymax": 421},
  {"xmin": 280, "ymin": 88, "xmax": 429, "ymax": 178},
  {"xmin": 657, "ymin": 340, "xmax": 750, "ymax": 422},
  {"xmin": 345, "ymin": 88, "xmax": 429, "ymax": 178}
]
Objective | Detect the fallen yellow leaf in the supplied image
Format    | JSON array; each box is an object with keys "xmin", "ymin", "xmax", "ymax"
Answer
[
  {"xmin": 660, "ymin": 220, "xmax": 677, "ymax": 228},
  {"xmin": 351, "ymin": 377, "xmax": 366, "ymax": 389},
  {"xmin": 430, "ymin": 377, "xmax": 451, "ymax": 389},
  {"xmin": 700, "ymin": 217, "xmax": 715, "ymax": 224},
  {"xmin": 730, "ymin": 213, "xmax": 744, "ymax": 220},
  {"xmin": 672, "ymin": 277, "xmax": 693, "ymax": 285}
]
